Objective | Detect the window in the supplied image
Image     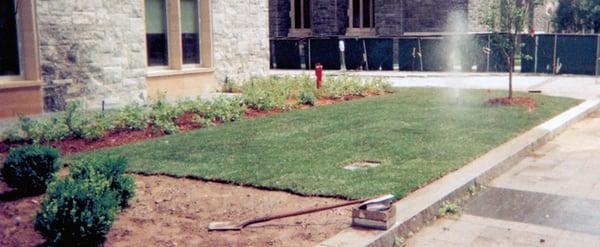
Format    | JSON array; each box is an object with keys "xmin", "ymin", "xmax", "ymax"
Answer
[
  {"xmin": 181, "ymin": 0, "xmax": 200, "ymax": 64},
  {"xmin": 145, "ymin": 0, "xmax": 211, "ymax": 70},
  {"xmin": 145, "ymin": 0, "xmax": 169, "ymax": 66},
  {"xmin": 291, "ymin": 0, "xmax": 311, "ymax": 30},
  {"xmin": 0, "ymin": 0, "xmax": 20, "ymax": 76},
  {"xmin": 349, "ymin": 0, "xmax": 373, "ymax": 29}
]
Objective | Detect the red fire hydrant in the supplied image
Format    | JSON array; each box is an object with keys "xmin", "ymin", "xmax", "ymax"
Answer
[{"xmin": 315, "ymin": 63, "xmax": 323, "ymax": 89}]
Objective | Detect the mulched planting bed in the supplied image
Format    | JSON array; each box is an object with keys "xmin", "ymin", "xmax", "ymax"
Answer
[
  {"xmin": 0, "ymin": 95, "xmax": 375, "ymax": 155},
  {"xmin": 0, "ymin": 174, "xmax": 353, "ymax": 247},
  {"xmin": 487, "ymin": 96, "xmax": 537, "ymax": 109}
]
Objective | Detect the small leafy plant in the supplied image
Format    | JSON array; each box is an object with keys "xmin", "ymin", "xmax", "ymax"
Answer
[
  {"xmin": 206, "ymin": 96, "xmax": 245, "ymax": 122},
  {"xmin": 149, "ymin": 97, "xmax": 180, "ymax": 134},
  {"xmin": 437, "ymin": 201, "xmax": 461, "ymax": 217},
  {"xmin": 112, "ymin": 103, "xmax": 148, "ymax": 131},
  {"xmin": 299, "ymin": 90, "xmax": 316, "ymax": 105},
  {"xmin": 70, "ymin": 156, "xmax": 135, "ymax": 208},
  {"xmin": 1, "ymin": 145, "xmax": 61, "ymax": 194},
  {"xmin": 34, "ymin": 171, "xmax": 119, "ymax": 246}
]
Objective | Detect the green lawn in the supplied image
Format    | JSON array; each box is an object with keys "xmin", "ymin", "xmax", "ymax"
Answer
[{"xmin": 69, "ymin": 88, "xmax": 581, "ymax": 200}]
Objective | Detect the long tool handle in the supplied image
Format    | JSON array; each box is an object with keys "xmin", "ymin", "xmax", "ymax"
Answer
[{"xmin": 237, "ymin": 198, "xmax": 370, "ymax": 228}]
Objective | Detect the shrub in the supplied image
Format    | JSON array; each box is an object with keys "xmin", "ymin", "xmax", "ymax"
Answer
[
  {"xmin": 149, "ymin": 98, "xmax": 180, "ymax": 134},
  {"xmin": 298, "ymin": 90, "xmax": 316, "ymax": 105},
  {"xmin": 362, "ymin": 78, "xmax": 393, "ymax": 95},
  {"xmin": 241, "ymin": 76, "xmax": 290, "ymax": 111},
  {"xmin": 176, "ymin": 99, "xmax": 209, "ymax": 114},
  {"xmin": 1, "ymin": 145, "xmax": 60, "ymax": 194},
  {"xmin": 206, "ymin": 96, "xmax": 246, "ymax": 122},
  {"xmin": 112, "ymin": 103, "xmax": 148, "ymax": 131},
  {"xmin": 64, "ymin": 102, "xmax": 107, "ymax": 140},
  {"xmin": 71, "ymin": 156, "xmax": 135, "ymax": 208},
  {"xmin": 34, "ymin": 173, "xmax": 119, "ymax": 246},
  {"xmin": 1, "ymin": 126, "xmax": 26, "ymax": 143},
  {"xmin": 20, "ymin": 116, "xmax": 70, "ymax": 143}
]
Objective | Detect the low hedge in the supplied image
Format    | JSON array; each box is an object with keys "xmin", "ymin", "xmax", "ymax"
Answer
[
  {"xmin": 1, "ymin": 145, "xmax": 60, "ymax": 195},
  {"xmin": 34, "ymin": 156, "xmax": 135, "ymax": 246}
]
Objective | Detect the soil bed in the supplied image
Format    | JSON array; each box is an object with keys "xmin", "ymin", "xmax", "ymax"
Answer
[
  {"xmin": 487, "ymin": 96, "xmax": 537, "ymax": 109},
  {"xmin": 0, "ymin": 174, "xmax": 351, "ymax": 247}
]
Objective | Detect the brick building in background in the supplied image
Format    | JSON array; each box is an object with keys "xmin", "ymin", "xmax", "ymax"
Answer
[{"xmin": 0, "ymin": 0, "xmax": 269, "ymax": 118}]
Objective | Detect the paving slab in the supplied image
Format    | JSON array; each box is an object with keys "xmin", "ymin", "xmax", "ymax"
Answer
[
  {"xmin": 406, "ymin": 215, "xmax": 600, "ymax": 247},
  {"xmin": 405, "ymin": 107, "xmax": 600, "ymax": 247}
]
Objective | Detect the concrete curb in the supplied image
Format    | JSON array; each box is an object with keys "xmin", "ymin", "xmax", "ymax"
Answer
[{"xmin": 317, "ymin": 100, "xmax": 600, "ymax": 247}]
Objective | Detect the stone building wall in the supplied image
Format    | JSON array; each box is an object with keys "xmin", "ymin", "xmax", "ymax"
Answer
[
  {"xmin": 403, "ymin": 0, "xmax": 469, "ymax": 33},
  {"xmin": 311, "ymin": 0, "xmax": 345, "ymax": 36},
  {"xmin": 269, "ymin": 0, "xmax": 489, "ymax": 37},
  {"xmin": 374, "ymin": 0, "xmax": 404, "ymax": 36},
  {"xmin": 36, "ymin": 0, "xmax": 147, "ymax": 111},
  {"xmin": 269, "ymin": 0, "xmax": 291, "ymax": 37},
  {"xmin": 212, "ymin": 0, "xmax": 270, "ymax": 83}
]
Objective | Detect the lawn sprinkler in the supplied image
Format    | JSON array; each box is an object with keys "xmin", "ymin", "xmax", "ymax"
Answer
[{"xmin": 208, "ymin": 194, "xmax": 394, "ymax": 231}]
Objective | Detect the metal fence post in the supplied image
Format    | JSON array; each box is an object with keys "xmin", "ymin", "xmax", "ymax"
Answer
[
  {"xmin": 552, "ymin": 34, "xmax": 558, "ymax": 75},
  {"xmin": 417, "ymin": 38, "xmax": 424, "ymax": 71},
  {"xmin": 596, "ymin": 34, "xmax": 600, "ymax": 83},
  {"xmin": 534, "ymin": 35, "xmax": 539, "ymax": 73},
  {"xmin": 487, "ymin": 34, "xmax": 491, "ymax": 72}
]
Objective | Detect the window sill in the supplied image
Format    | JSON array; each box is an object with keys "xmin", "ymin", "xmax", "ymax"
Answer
[
  {"xmin": 345, "ymin": 28, "xmax": 376, "ymax": 37},
  {"xmin": 146, "ymin": 67, "xmax": 214, "ymax": 78},
  {"xmin": 288, "ymin": 29, "xmax": 312, "ymax": 37},
  {"xmin": 0, "ymin": 79, "xmax": 43, "ymax": 89}
]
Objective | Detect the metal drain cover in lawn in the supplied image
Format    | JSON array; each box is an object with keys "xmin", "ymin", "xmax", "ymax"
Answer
[{"xmin": 343, "ymin": 160, "xmax": 382, "ymax": 171}]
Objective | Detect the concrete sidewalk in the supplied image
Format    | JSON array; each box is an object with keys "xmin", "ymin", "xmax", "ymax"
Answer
[
  {"xmin": 270, "ymin": 70, "xmax": 600, "ymax": 100},
  {"xmin": 406, "ymin": 110, "xmax": 600, "ymax": 247}
]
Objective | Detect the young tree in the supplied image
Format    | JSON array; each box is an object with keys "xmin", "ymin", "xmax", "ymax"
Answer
[{"xmin": 481, "ymin": 0, "xmax": 540, "ymax": 99}]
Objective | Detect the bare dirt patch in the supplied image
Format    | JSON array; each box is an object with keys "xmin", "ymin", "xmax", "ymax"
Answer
[{"xmin": 0, "ymin": 175, "xmax": 351, "ymax": 247}]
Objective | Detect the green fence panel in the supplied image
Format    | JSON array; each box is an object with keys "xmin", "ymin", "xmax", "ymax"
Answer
[
  {"xmin": 343, "ymin": 38, "xmax": 365, "ymax": 70},
  {"xmin": 398, "ymin": 38, "xmax": 421, "ymax": 71},
  {"xmin": 270, "ymin": 39, "xmax": 302, "ymax": 69},
  {"xmin": 308, "ymin": 38, "xmax": 341, "ymax": 70},
  {"xmin": 556, "ymin": 35, "xmax": 598, "ymax": 75},
  {"xmin": 536, "ymin": 34, "xmax": 555, "ymax": 73},
  {"xmin": 520, "ymin": 35, "xmax": 536, "ymax": 73},
  {"xmin": 364, "ymin": 38, "xmax": 394, "ymax": 70},
  {"xmin": 420, "ymin": 37, "xmax": 446, "ymax": 71}
]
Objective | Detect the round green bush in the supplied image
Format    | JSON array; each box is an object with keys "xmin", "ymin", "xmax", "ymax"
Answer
[
  {"xmin": 1, "ymin": 145, "xmax": 60, "ymax": 194},
  {"xmin": 34, "ymin": 173, "xmax": 119, "ymax": 246},
  {"xmin": 71, "ymin": 156, "xmax": 135, "ymax": 208}
]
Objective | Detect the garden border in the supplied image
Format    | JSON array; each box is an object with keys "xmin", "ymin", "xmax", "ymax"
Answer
[{"xmin": 317, "ymin": 99, "xmax": 600, "ymax": 247}]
